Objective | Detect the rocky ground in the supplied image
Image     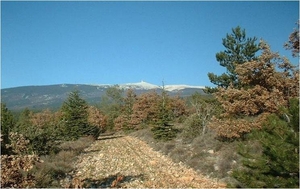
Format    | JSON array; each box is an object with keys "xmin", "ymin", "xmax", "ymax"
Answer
[{"xmin": 69, "ymin": 135, "xmax": 226, "ymax": 188}]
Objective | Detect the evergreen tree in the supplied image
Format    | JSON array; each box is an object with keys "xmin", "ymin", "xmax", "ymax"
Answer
[
  {"xmin": 114, "ymin": 89, "xmax": 137, "ymax": 131},
  {"xmin": 123, "ymin": 89, "xmax": 137, "ymax": 119},
  {"xmin": 209, "ymin": 41, "xmax": 299, "ymax": 139},
  {"xmin": 206, "ymin": 26, "xmax": 260, "ymax": 92},
  {"xmin": 61, "ymin": 90, "xmax": 90, "ymax": 139},
  {"xmin": 232, "ymin": 99, "xmax": 299, "ymax": 188},
  {"xmin": 99, "ymin": 85, "xmax": 124, "ymax": 130},
  {"xmin": 1, "ymin": 103, "xmax": 15, "ymax": 155},
  {"xmin": 151, "ymin": 82, "xmax": 178, "ymax": 141},
  {"xmin": 15, "ymin": 108, "xmax": 32, "ymax": 132}
]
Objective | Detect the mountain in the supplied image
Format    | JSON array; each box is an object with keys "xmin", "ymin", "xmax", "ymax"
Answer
[{"xmin": 1, "ymin": 81, "xmax": 205, "ymax": 111}]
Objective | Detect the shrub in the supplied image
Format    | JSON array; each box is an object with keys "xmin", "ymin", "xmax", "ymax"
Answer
[
  {"xmin": 1, "ymin": 133, "xmax": 41, "ymax": 188},
  {"xmin": 182, "ymin": 114, "xmax": 203, "ymax": 139},
  {"xmin": 1, "ymin": 103, "xmax": 15, "ymax": 155},
  {"xmin": 1, "ymin": 154, "xmax": 41, "ymax": 188},
  {"xmin": 33, "ymin": 151, "xmax": 75, "ymax": 187},
  {"xmin": 151, "ymin": 124, "xmax": 179, "ymax": 141},
  {"xmin": 33, "ymin": 136, "xmax": 94, "ymax": 188},
  {"xmin": 232, "ymin": 104, "xmax": 299, "ymax": 188},
  {"xmin": 88, "ymin": 106, "xmax": 108, "ymax": 133}
]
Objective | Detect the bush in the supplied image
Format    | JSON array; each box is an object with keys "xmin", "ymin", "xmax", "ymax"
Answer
[
  {"xmin": 232, "ymin": 102, "xmax": 299, "ymax": 188},
  {"xmin": 182, "ymin": 114, "xmax": 203, "ymax": 140},
  {"xmin": 151, "ymin": 124, "xmax": 179, "ymax": 141},
  {"xmin": 1, "ymin": 103, "xmax": 15, "ymax": 155},
  {"xmin": 33, "ymin": 151, "xmax": 75, "ymax": 187},
  {"xmin": 33, "ymin": 136, "xmax": 94, "ymax": 188},
  {"xmin": 58, "ymin": 136, "xmax": 95, "ymax": 153},
  {"xmin": 1, "ymin": 133, "xmax": 41, "ymax": 188}
]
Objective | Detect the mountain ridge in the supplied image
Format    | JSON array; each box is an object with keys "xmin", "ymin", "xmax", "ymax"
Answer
[
  {"xmin": 82, "ymin": 81, "xmax": 205, "ymax": 92},
  {"xmin": 1, "ymin": 82, "xmax": 206, "ymax": 111}
]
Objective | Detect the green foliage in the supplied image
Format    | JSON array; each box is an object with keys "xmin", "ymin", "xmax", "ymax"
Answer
[
  {"xmin": 207, "ymin": 26, "xmax": 260, "ymax": 91},
  {"xmin": 182, "ymin": 114, "xmax": 202, "ymax": 139},
  {"xmin": 123, "ymin": 89, "xmax": 137, "ymax": 118},
  {"xmin": 33, "ymin": 136, "xmax": 94, "ymax": 187},
  {"xmin": 61, "ymin": 90, "xmax": 93, "ymax": 140},
  {"xmin": 28, "ymin": 128, "xmax": 60, "ymax": 155},
  {"xmin": 288, "ymin": 98, "xmax": 299, "ymax": 132},
  {"xmin": 151, "ymin": 124, "xmax": 179, "ymax": 141},
  {"xmin": 183, "ymin": 93, "xmax": 222, "ymax": 138},
  {"xmin": 15, "ymin": 108, "xmax": 32, "ymax": 133},
  {"xmin": 151, "ymin": 84, "xmax": 179, "ymax": 141},
  {"xmin": 11, "ymin": 108, "xmax": 63, "ymax": 155},
  {"xmin": 1, "ymin": 103, "xmax": 16, "ymax": 155},
  {"xmin": 98, "ymin": 86, "xmax": 124, "ymax": 130},
  {"xmin": 232, "ymin": 99, "xmax": 299, "ymax": 188}
]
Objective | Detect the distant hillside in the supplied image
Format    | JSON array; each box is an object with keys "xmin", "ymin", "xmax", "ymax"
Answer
[{"xmin": 1, "ymin": 82, "xmax": 205, "ymax": 111}]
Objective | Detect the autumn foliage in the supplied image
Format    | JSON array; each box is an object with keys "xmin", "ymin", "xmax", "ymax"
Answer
[
  {"xmin": 88, "ymin": 106, "xmax": 108, "ymax": 133},
  {"xmin": 209, "ymin": 41, "xmax": 299, "ymax": 139},
  {"xmin": 284, "ymin": 21, "xmax": 299, "ymax": 57},
  {"xmin": 114, "ymin": 90, "xmax": 187, "ymax": 131},
  {"xmin": 1, "ymin": 133, "xmax": 41, "ymax": 188}
]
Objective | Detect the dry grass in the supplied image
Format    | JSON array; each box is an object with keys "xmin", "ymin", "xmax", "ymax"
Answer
[
  {"xmin": 33, "ymin": 136, "xmax": 95, "ymax": 187},
  {"xmin": 161, "ymin": 143, "xmax": 176, "ymax": 155},
  {"xmin": 59, "ymin": 136, "xmax": 95, "ymax": 152},
  {"xmin": 131, "ymin": 126, "xmax": 241, "ymax": 184}
]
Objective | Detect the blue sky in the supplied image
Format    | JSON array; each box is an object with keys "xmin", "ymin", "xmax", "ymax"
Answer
[{"xmin": 1, "ymin": 1, "xmax": 299, "ymax": 89}]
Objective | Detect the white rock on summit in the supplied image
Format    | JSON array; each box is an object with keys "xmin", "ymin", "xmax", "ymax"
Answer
[
  {"xmin": 119, "ymin": 81, "xmax": 204, "ymax": 92},
  {"xmin": 120, "ymin": 81, "xmax": 159, "ymax": 90}
]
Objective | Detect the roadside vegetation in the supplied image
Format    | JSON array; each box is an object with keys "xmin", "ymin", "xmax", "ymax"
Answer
[{"xmin": 1, "ymin": 23, "xmax": 298, "ymax": 188}]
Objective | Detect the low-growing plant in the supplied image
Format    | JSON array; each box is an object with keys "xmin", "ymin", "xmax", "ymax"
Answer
[
  {"xmin": 232, "ymin": 99, "xmax": 299, "ymax": 188},
  {"xmin": 1, "ymin": 133, "xmax": 41, "ymax": 188},
  {"xmin": 32, "ymin": 136, "xmax": 94, "ymax": 188}
]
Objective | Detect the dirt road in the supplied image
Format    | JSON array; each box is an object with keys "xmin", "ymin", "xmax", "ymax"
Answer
[{"xmin": 72, "ymin": 135, "xmax": 225, "ymax": 188}]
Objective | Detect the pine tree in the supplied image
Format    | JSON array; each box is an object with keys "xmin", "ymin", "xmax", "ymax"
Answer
[
  {"xmin": 1, "ymin": 103, "xmax": 15, "ymax": 155},
  {"xmin": 206, "ymin": 26, "xmax": 260, "ymax": 92},
  {"xmin": 61, "ymin": 90, "xmax": 90, "ymax": 139},
  {"xmin": 15, "ymin": 108, "xmax": 32, "ymax": 133},
  {"xmin": 209, "ymin": 41, "xmax": 299, "ymax": 139},
  {"xmin": 151, "ymin": 82, "xmax": 178, "ymax": 141},
  {"xmin": 114, "ymin": 89, "xmax": 137, "ymax": 130},
  {"xmin": 99, "ymin": 85, "xmax": 124, "ymax": 130},
  {"xmin": 232, "ymin": 98, "xmax": 299, "ymax": 188}
]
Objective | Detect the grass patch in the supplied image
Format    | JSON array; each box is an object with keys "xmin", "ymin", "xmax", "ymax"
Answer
[
  {"xmin": 32, "ymin": 136, "xmax": 95, "ymax": 187},
  {"xmin": 131, "ymin": 125, "xmax": 242, "ymax": 184}
]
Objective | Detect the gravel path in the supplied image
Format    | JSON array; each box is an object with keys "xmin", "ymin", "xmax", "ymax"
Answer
[{"xmin": 73, "ymin": 135, "xmax": 226, "ymax": 188}]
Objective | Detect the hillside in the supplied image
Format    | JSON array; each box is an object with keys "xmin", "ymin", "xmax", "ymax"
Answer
[{"xmin": 1, "ymin": 81, "xmax": 205, "ymax": 111}]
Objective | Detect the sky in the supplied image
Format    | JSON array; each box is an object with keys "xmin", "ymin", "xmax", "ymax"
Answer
[{"xmin": 1, "ymin": 1, "xmax": 299, "ymax": 89}]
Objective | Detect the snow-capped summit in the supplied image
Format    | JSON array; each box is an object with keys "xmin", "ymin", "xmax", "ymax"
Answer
[
  {"xmin": 120, "ymin": 81, "xmax": 159, "ymax": 90},
  {"xmin": 119, "ymin": 81, "xmax": 205, "ymax": 92},
  {"xmin": 164, "ymin": 84, "xmax": 205, "ymax": 92}
]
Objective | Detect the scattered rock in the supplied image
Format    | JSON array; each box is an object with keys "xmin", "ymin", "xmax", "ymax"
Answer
[
  {"xmin": 71, "ymin": 136, "xmax": 225, "ymax": 188},
  {"xmin": 214, "ymin": 164, "xmax": 220, "ymax": 171},
  {"xmin": 180, "ymin": 176, "xmax": 194, "ymax": 182}
]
